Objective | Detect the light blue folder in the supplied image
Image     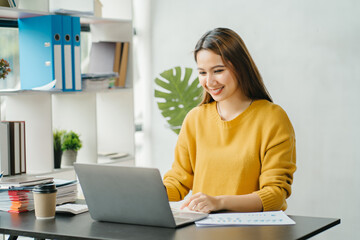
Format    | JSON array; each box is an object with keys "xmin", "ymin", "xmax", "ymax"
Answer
[
  {"xmin": 71, "ymin": 16, "xmax": 81, "ymax": 91},
  {"xmin": 61, "ymin": 15, "xmax": 73, "ymax": 91},
  {"xmin": 18, "ymin": 15, "xmax": 63, "ymax": 90}
]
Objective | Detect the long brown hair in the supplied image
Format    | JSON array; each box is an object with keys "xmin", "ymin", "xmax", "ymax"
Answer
[{"xmin": 194, "ymin": 28, "xmax": 272, "ymax": 105}]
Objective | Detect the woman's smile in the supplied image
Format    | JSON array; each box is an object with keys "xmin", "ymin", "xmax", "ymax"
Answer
[{"xmin": 208, "ymin": 86, "xmax": 224, "ymax": 96}]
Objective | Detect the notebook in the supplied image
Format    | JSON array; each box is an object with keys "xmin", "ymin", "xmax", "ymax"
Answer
[{"xmin": 74, "ymin": 163, "xmax": 208, "ymax": 228}]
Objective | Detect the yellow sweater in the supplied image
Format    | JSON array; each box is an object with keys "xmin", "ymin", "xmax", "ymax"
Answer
[{"xmin": 163, "ymin": 100, "xmax": 296, "ymax": 211}]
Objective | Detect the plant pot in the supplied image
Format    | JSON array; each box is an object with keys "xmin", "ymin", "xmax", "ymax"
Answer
[
  {"xmin": 54, "ymin": 149, "xmax": 63, "ymax": 169},
  {"xmin": 61, "ymin": 150, "xmax": 78, "ymax": 167}
]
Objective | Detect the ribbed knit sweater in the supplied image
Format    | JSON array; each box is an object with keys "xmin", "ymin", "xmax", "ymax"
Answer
[{"xmin": 163, "ymin": 100, "xmax": 296, "ymax": 211}]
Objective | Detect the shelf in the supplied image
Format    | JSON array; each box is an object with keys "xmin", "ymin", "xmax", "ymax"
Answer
[
  {"xmin": 0, "ymin": 6, "xmax": 131, "ymax": 24},
  {"xmin": 80, "ymin": 15, "xmax": 131, "ymax": 25},
  {"xmin": 0, "ymin": 6, "xmax": 48, "ymax": 19},
  {"xmin": 0, "ymin": 89, "xmax": 58, "ymax": 96},
  {"xmin": 0, "ymin": 87, "xmax": 131, "ymax": 96},
  {"xmin": 54, "ymin": 87, "xmax": 132, "ymax": 94}
]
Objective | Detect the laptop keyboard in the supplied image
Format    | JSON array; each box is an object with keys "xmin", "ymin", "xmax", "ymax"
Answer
[{"xmin": 172, "ymin": 209, "xmax": 207, "ymax": 225}]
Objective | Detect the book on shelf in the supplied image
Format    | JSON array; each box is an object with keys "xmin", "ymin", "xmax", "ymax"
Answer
[
  {"xmin": 88, "ymin": 41, "xmax": 117, "ymax": 74},
  {"xmin": 116, "ymin": 42, "xmax": 129, "ymax": 88},
  {"xmin": 113, "ymin": 42, "xmax": 122, "ymax": 75},
  {"xmin": 1, "ymin": 121, "xmax": 26, "ymax": 177},
  {"xmin": 20, "ymin": 122, "xmax": 26, "ymax": 173},
  {"xmin": 0, "ymin": 122, "xmax": 11, "ymax": 176},
  {"xmin": 0, "ymin": 0, "xmax": 18, "ymax": 8},
  {"xmin": 10, "ymin": 121, "xmax": 20, "ymax": 175}
]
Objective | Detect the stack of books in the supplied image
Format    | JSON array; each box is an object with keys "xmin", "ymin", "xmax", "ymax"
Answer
[
  {"xmin": 0, "ymin": 176, "xmax": 78, "ymax": 213},
  {"xmin": 81, "ymin": 73, "xmax": 118, "ymax": 91}
]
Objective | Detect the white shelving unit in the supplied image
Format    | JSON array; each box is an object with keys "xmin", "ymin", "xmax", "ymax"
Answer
[{"xmin": 0, "ymin": 1, "xmax": 135, "ymax": 176}]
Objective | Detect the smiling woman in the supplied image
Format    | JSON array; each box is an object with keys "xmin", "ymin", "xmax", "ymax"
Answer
[
  {"xmin": 163, "ymin": 28, "xmax": 296, "ymax": 214},
  {"xmin": 196, "ymin": 49, "xmax": 252, "ymax": 121}
]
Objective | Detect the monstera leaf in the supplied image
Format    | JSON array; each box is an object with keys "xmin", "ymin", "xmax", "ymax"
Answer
[{"xmin": 154, "ymin": 66, "xmax": 203, "ymax": 134}]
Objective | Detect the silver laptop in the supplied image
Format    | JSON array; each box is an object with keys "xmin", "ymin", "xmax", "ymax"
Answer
[{"xmin": 74, "ymin": 163, "xmax": 208, "ymax": 228}]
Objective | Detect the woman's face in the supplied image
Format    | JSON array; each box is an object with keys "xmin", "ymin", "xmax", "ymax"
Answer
[{"xmin": 197, "ymin": 49, "xmax": 241, "ymax": 103}]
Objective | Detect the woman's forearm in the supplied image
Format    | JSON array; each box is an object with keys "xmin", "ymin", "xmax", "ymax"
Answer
[
  {"xmin": 216, "ymin": 193, "xmax": 263, "ymax": 212},
  {"xmin": 181, "ymin": 192, "xmax": 263, "ymax": 213}
]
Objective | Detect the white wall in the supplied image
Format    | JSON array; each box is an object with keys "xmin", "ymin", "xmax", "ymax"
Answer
[{"xmin": 147, "ymin": 0, "xmax": 360, "ymax": 239}]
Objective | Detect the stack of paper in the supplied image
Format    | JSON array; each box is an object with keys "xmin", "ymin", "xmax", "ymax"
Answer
[
  {"xmin": 56, "ymin": 203, "xmax": 88, "ymax": 215},
  {"xmin": 0, "ymin": 179, "xmax": 78, "ymax": 213}
]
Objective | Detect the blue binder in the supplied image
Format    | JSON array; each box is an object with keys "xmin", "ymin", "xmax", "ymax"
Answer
[
  {"xmin": 18, "ymin": 15, "xmax": 63, "ymax": 90},
  {"xmin": 71, "ymin": 16, "xmax": 82, "ymax": 91},
  {"xmin": 62, "ymin": 15, "xmax": 73, "ymax": 91}
]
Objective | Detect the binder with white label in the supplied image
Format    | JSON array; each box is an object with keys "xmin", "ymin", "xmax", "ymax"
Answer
[
  {"xmin": 71, "ymin": 16, "xmax": 81, "ymax": 91},
  {"xmin": 62, "ymin": 15, "xmax": 73, "ymax": 91}
]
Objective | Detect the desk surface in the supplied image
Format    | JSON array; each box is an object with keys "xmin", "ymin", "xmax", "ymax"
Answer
[{"xmin": 0, "ymin": 211, "xmax": 340, "ymax": 240}]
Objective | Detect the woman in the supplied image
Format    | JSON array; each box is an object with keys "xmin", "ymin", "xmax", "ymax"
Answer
[{"xmin": 163, "ymin": 28, "xmax": 296, "ymax": 213}]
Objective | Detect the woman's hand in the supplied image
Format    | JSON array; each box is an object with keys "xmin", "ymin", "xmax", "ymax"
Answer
[{"xmin": 180, "ymin": 192, "xmax": 222, "ymax": 213}]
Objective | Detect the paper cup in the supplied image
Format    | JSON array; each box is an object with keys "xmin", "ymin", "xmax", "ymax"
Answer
[{"xmin": 33, "ymin": 183, "xmax": 57, "ymax": 220}]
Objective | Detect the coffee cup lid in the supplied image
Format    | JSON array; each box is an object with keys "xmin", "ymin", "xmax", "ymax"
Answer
[{"xmin": 33, "ymin": 183, "xmax": 57, "ymax": 194}]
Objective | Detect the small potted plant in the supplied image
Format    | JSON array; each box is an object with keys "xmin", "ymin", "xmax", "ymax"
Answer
[
  {"xmin": 53, "ymin": 129, "xmax": 65, "ymax": 168},
  {"xmin": 0, "ymin": 58, "xmax": 11, "ymax": 80},
  {"xmin": 61, "ymin": 131, "xmax": 82, "ymax": 166}
]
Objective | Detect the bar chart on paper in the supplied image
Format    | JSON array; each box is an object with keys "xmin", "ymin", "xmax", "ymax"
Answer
[{"xmin": 195, "ymin": 211, "xmax": 295, "ymax": 227}]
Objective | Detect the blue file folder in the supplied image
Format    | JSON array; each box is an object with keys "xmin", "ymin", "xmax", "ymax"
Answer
[
  {"xmin": 62, "ymin": 15, "xmax": 73, "ymax": 91},
  {"xmin": 18, "ymin": 15, "xmax": 63, "ymax": 90},
  {"xmin": 71, "ymin": 16, "xmax": 82, "ymax": 91}
]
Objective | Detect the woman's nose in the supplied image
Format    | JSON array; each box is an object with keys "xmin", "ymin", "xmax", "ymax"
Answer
[{"xmin": 206, "ymin": 74, "xmax": 216, "ymax": 86}]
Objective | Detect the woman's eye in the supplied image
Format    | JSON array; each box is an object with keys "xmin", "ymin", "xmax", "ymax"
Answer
[
  {"xmin": 199, "ymin": 71, "xmax": 206, "ymax": 75},
  {"xmin": 214, "ymin": 69, "xmax": 224, "ymax": 73}
]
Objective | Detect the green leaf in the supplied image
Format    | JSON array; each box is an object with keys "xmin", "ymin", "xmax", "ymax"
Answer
[{"xmin": 154, "ymin": 67, "xmax": 202, "ymax": 134}]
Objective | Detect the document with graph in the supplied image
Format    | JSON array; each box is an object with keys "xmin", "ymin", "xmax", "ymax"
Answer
[{"xmin": 195, "ymin": 211, "xmax": 295, "ymax": 227}]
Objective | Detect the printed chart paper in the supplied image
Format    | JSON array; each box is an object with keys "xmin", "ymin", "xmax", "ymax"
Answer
[{"xmin": 195, "ymin": 211, "xmax": 295, "ymax": 227}]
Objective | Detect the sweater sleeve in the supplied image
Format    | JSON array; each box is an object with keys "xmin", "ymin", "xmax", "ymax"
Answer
[
  {"xmin": 163, "ymin": 110, "xmax": 196, "ymax": 201},
  {"xmin": 254, "ymin": 107, "xmax": 297, "ymax": 211}
]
